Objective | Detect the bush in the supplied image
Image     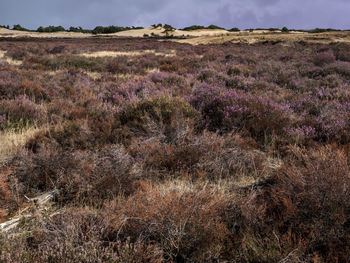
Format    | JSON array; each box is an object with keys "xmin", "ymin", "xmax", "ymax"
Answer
[
  {"xmin": 207, "ymin": 24, "xmax": 225, "ymax": 30},
  {"xmin": 0, "ymin": 208, "xmax": 161, "ymax": 262},
  {"xmin": 312, "ymin": 51, "xmax": 336, "ymax": 66},
  {"xmin": 229, "ymin": 27, "xmax": 240, "ymax": 32},
  {"xmin": 181, "ymin": 25, "xmax": 206, "ymax": 31},
  {"xmin": 12, "ymin": 24, "xmax": 30, "ymax": 31},
  {"xmin": 37, "ymin": 26, "xmax": 65, "ymax": 33},
  {"xmin": 189, "ymin": 85, "xmax": 292, "ymax": 142},
  {"xmin": 281, "ymin": 26, "xmax": 289, "ymax": 33},
  {"xmin": 244, "ymin": 146, "xmax": 350, "ymax": 261},
  {"xmin": 332, "ymin": 43, "xmax": 350, "ymax": 62},
  {"xmin": 91, "ymin": 25, "xmax": 139, "ymax": 34},
  {"xmin": 0, "ymin": 96, "xmax": 46, "ymax": 130},
  {"xmin": 11, "ymin": 144, "xmax": 139, "ymax": 203},
  {"xmin": 103, "ymin": 184, "xmax": 230, "ymax": 262},
  {"xmin": 119, "ymin": 96, "xmax": 199, "ymax": 131}
]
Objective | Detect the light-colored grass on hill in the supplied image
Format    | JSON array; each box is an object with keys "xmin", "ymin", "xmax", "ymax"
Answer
[
  {"xmin": 79, "ymin": 49, "xmax": 176, "ymax": 58},
  {"xmin": 175, "ymin": 30, "xmax": 350, "ymax": 45}
]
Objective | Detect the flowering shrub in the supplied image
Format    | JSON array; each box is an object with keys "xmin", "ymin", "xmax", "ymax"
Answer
[
  {"xmin": 189, "ymin": 85, "xmax": 292, "ymax": 141},
  {"xmin": 0, "ymin": 95, "xmax": 46, "ymax": 130},
  {"xmin": 312, "ymin": 51, "xmax": 336, "ymax": 66}
]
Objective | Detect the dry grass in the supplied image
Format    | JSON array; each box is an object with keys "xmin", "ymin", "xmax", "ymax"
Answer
[
  {"xmin": 79, "ymin": 49, "xmax": 176, "ymax": 58},
  {"xmin": 175, "ymin": 31, "xmax": 350, "ymax": 45},
  {"xmin": 0, "ymin": 127, "xmax": 46, "ymax": 164},
  {"xmin": 0, "ymin": 50, "xmax": 22, "ymax": 66}
]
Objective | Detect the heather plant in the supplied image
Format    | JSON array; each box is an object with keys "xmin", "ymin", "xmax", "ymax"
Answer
[
  {"xmin": 10, "ymin": 144, "xmax": 139, "ymax": 203},
  {"xmin": 189, "ymin": 85, "xmax": 293, "ymax": 142},
  {"xmin": 0, "ymin": 114, "xmax": 6, "ymax": 129},
  {"xmin": 312, "ymin": 50, "xmax": 336, "ymax": 66},
  {"xmin": 0, "ymin": 208, "xmax": 161, "ymax": 263},
  {"xmin": 332, "ymin": 42, "xmax": 350, "ymax": 62},
  {"xmin": 118, "ymin": 96, "xmax": 200, "ymax": 138},
  {"xmin": 241, "ymin": 146, "xmax": 350, "ymax": 261},
  {"xmin": 0, "ymin": 95, "xmax": 46, "ymax": 130},
  {"xmin": 103, "ymin": 183, "xmax": 230, "ymax": 262}
]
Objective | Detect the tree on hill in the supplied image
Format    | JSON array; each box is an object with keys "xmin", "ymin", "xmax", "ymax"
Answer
[
  {"xmin": 182, "ymin": 25, "xmax": 226, "ymax": 31},
  {"xmin": 163, "ymin": 24, "xmax": 176, "ymax": 37},
  {"xmin": 282, "ymin": 26, "xmax": 289, "ymax": 33},
  {"xmin": 181, "ymin": 25, "xmax": 206, "ymax": 31},
  {"xmin": 207, "ymin": 24, "xmax": 225, "ymax": 30},
  {"xmin": 13, "ymin": 24, "xmax": 30, "ymax": 31},
  {"xmin": 37, "ymin": 26, "xmax": 65, "ymax": 33},
  {"xmin": 229, "ymin": 27, "xmax": 240, "ymax": 32}
]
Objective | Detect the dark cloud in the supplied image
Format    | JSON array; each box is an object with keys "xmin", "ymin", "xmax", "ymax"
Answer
[{"xmin": 0, "ymin": 0, "xmax": 349, "ymax": 30}]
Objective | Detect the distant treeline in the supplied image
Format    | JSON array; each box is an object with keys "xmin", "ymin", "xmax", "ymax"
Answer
[
  {"xmin": 0, "ymin": 24, "xmax": 347, "ymax": 34},
  {"xmin": 0, "ymin": 24, "xmax": 144, "ymax": 34},
  {"xmin": 181, "ymin": 25, "xmax": 226, "ymax": 31}
]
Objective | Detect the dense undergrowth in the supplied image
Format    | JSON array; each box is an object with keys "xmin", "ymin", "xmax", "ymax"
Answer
[{"xmin": 1, "ymin": 37, "xmax": 350, "ymax": 262}]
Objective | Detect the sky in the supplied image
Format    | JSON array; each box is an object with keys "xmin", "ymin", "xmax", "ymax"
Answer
[{"xmin": 0, "ymin": 0, "xmax": 349, "ymax": 30}]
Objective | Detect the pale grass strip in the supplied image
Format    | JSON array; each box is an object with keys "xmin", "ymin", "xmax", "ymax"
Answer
[
  {"xmin": 0, "ymin": 126, "xmax": 47, "ymax": 163},
  {"xmin": 79, "ymin": 49, "xmax": 176, "ymax": 58}
]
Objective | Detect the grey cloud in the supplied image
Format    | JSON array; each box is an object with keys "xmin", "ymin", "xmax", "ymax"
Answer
[{"xmin": 0, "ymin": 0, "xmax": 349, "ymax": 30}]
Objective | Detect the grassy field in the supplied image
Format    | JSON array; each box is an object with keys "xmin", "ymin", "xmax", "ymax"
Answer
[{"xmin": 0, "ymin": 35, "xmax": 350, "ymax": 262}]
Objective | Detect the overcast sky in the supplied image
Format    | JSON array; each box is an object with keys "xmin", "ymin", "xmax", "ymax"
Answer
[{"xmin": 0, "ymin": 0, "xmax": 349, "ymax": 30}]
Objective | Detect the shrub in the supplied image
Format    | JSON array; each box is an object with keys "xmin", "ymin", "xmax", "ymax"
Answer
[
  {"xmin": 229, "ymin": 27, "xmax": 240, "ymax": 32},
  {"xmin": 332, "ymin": 43, "xmax": 350, "ymax": 62},
  {"xmin": 281, "ymin": 27, "xmax": 289, "ymax": 33},
  {"xmin": 119, "ymin": 96, "xmax": 200, "ymax": 133},
  {"xmin": 0, "ymin": 208, "xmax": 161, "ymax": 262},
  {"xmin": 181, "ymin": 25, "xmax": 206, "ymax": 31},
  {"xmin": 18, "ymin": 79, "xmax": 47, "ymax": 102},
  {"xmin": 103, "ymin": 184, "xmax": 230, "ymax": 262},
  {"xmin": 12, "ymin": 24, "xmax": 30, "ymax": 31},
  {"xmin": 0, "ymin": 96, "xmax": 46, "ymax": 130},
  {"xmin": 244, "ymin": 146, "xmax": 350, "ymax": 261},
  {"xmin": 189, "ymin": 85, "xmax": 292, "ymax": 142},
  {"xmin": 312, "ymin": 51, "xmax": 336, "ymax": 66},
  {"xmin": 11, "ymin": 144, "xmax": 139, "ymax": 203},
  {"xmin": 37, "ymin": 25, "xmax": 65, "ymax": 33},
  {"xmin": 194, "ymin": 132, "xmax": 269, "ymax": 180},
  {"xmin": 207, "ymin": 24, "xmax": 225, "ymax": 30},
  {"xmin": 105, "ymin": 60, "xmax": 129, "ymax": 74}
]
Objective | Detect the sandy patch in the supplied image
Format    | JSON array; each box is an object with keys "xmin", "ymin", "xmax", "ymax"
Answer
[
  {"xmin": 79, "ymin": 49, "xmax": 176, "ymax": 58},
  {"xmin": 110, "ymin": 26, "xmax": 230, "ymax": 38}
]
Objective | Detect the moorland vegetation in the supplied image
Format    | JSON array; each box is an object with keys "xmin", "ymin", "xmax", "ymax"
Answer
[{"xmin": 0, "ymin": 36, "xmax": 350, "ymax": 262}]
